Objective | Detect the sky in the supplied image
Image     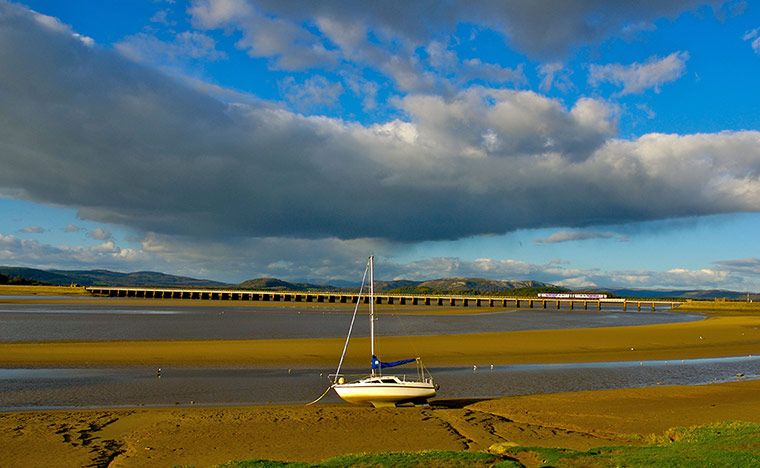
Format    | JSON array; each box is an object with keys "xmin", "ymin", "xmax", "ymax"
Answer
[{"xmin": 1, "ymin": 0, "xmax": 759, "ymax": 290}]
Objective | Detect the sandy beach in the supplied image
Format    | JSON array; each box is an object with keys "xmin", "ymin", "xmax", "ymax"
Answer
[{"xmin": 2, "ymin": 293, "xmax": 760, "ymax": 467}]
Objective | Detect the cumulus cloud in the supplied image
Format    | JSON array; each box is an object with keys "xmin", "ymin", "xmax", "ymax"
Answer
[
  {"xmin": 713, "ymin": 257, "xmax": 760, "ymax": 276},
  {"xmin": 533, "ymin": 230, "xmax": 630, "ymax": 244},
  {"xmin": 19, "ymin": 226, "xmax": 45, "ymax": 234},
  {"xmin": 115, "ymin": 31, "xmax": 227, "ymax": 65},
  {"xmin": 1, "ymin": 227, "xmax": 754, "ymax": 290},
  {"xmin": 189, "ymin": 0, "xmax": 338, "ymax": 70},
  {"xmin": 186, "ymin": 0, "xmax": 718, "ymax": 97},
  {"xmin": 278, "ymin": 75, "xmax": 344, "ymax": 113},
  {"xmin": 589, "ymin": 51, "xmax": 690, "ymax": 95},
  {"xmin": 28, "ymin": 7, "xmax": 94, "ymax": 47},
  {"xmin": 64, "ymin": 224, "xmax": 84, "ymax": 232},
  {"xmin": 538, "ymin": 62, "xmax": 574, "ymax": 93},
  {"xmin": 743, "ymin": 27, "xmax": 760, "ymax": 54},
  {"xmin": 0, "ymin": 234, "xmax": 147, "ymax": 270},
  {"xmin": 1, "ymin": 5, "xmax": 760, "ymax": 249},
  {"xmin": 87, "ymin": 228, "xmax": 113, "ymax": 241},
  {"xmin": 189, "ymin": 0, "xmax": 724, "ymax": 62}
]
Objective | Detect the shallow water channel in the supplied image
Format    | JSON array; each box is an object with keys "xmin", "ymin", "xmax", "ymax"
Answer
[
  {"xmin": 0, "ymin": 301, "xmax": 696, "ymax": 342},
  {"xmin": 2, "ymin": 299, "xmax": 751, "ymax": 411},
  {"xmin": 1, "ymin": 357, "xmax": 758, "ymax": 411}
]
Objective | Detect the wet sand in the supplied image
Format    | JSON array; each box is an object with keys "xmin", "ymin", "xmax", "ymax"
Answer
[
  {"xmin": 3, "ymin": 379, "xmax": 760, "ymax": 468},
  {"xmin": 1, "ymin": 314, "xmax": 759, "ymax": 368}
]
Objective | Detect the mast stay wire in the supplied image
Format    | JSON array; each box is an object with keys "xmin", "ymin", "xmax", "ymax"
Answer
[
  {"xmin": 306, "ymin": 259, "xmax": 370, "ymax": 406},
  {"xmin": 334, "ymin": 258, "xmax": 370, "ymax": 380}
]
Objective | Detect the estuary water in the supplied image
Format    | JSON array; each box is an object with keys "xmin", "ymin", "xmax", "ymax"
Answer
[
  {"xmin": 1, "ymin": 357, "xmax": 758, "ymax": 411},
  {"xmin": 1, "ymin": 298, "xmax": 739, "ymax": 411},
  {"xmin": 0, "ymin": 300, "xmax": 698, "ymax": 342}
]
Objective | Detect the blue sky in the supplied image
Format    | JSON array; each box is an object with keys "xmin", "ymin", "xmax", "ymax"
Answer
[{"xmin": 1, "ymin": 0, "xmax": 759, "ymax": 290}]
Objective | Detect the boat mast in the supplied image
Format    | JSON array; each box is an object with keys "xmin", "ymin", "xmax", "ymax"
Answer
[{"xmin": 369, "ymin": 255, "xmax": 376, "ymax": 376}]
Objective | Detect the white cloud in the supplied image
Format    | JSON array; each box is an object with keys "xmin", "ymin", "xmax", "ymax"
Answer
[
  {"xmin": 29, "ymin": 9, "xmax": 94, "ymax": 47},
  {"xmin": 2, "ymin": 9, "xmax": 759, "ymax": 246},
  {"xmin": 116, "ymin": 31, "xmax": 227, "ymax": 64},
  {"xmin": 1, "ymin": 229, "xmax": 757, "ymax": 290},
  {"xmin": 0, "ymin": 233, "xmax": 148, "ymax": 271},
  {"xmin": 713, "ymin": 257, "xmax": 760, "ymax": 276},
  {"xmin": 19, "ymin": 226, "xmax": 45, "ymax": 234},
  {"xmin": 150, "ymin": 9, "xmax": 176, "ymax": 26},
  {"xmin": 189, "ymin": 0, "xmax": 724, "ymax": 62},
  {"xmin": 187, "ymin": 0, "xmax": 709, "ymax": 95},
  {"xmin": 2, "ymin": 0, "xmax": 760, "ymax": 292},
  {"xmin": 87, "ymin": 228, "xmax": 113, "ymax": 241},
  {"xmin": 743, "ymin": 27, "xmax": 760, "ymax": 54},
  {"xmin": 589, "ymin": 51, "xmax": 690, "ymax": 95},
  {"xmin": 533, "ymin": 230, "xmax": 630, "ymax": 244},
  {"xmin": 63, "ymin": 224, "xmax": 84, "ymax": 233},
  {"xmin": 190, "ymin": 0, "xmax": 338, "ymax": 70},
  {"xmin": 538, "ymin": 62, "xmax": 574, "ymax": 93},
  {"xmin": 278, "ymin": 75, "xmax": 344, "ymax": 113}
]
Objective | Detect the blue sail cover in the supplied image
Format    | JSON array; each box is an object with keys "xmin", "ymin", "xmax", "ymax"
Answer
[{"xmin": 371, "ymin": 355, "xmax": 416, "ymax": 369}]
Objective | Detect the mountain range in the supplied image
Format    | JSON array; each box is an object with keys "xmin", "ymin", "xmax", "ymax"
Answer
[
  {"xmin": 1, "ymin": 266, "xmax": 756, "ymax": 300},
  {"xmin": 0, "ymin": 267, "xmax": 228, "ymax": 288}
]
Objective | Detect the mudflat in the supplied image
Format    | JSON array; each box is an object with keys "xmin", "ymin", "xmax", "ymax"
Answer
[
  {"xmin": 3, "ymin": 380, "xmax": 760, "ymax": 468},
  {"xmin": 1, "ymin": 313, "xmax": 759, "ymax": 368},
  {"xmin": 3, "ymin": 290, "xmax": 760, "ymax": 467}
]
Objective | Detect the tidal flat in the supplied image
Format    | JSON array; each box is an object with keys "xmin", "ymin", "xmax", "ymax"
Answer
[{"xmin": 2, "ymin": 288, "xmax": 760, "ymax": 467}]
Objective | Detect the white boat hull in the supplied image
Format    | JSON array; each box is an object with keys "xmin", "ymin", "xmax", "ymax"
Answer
[{"xmin": 333, "ymin": 377, "xmax": 436, "ymax": 407}]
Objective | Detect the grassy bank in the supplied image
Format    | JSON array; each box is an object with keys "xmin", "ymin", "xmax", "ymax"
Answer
[
  {"xmin": 676, "ymin": 300, "xmax": 760, "ymax": 315},
  {"xmin": 179, "ymin": 421, "xmax": 760, "ymax": 468},
  {"xmin": 0, "ymin": 284, "xmax": 92, "ymax": 296}
]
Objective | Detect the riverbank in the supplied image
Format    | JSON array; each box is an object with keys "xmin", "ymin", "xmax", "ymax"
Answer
[{"xmin": 3, "ymin": 379, "xmax": 760, "ymax": 468}]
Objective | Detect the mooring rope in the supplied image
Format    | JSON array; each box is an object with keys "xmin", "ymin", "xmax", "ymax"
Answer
[{"xmin": 305, "ymin": 384, "xmax": 333, "ymax": 406}]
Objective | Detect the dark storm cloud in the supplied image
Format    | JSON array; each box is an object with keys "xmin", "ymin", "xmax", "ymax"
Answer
[{"xmin": 1, "ymin": 2, "xmax": 759, "ymax": 245}]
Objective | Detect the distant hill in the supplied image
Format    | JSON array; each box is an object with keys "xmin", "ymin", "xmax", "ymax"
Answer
[
  {"xmin": 603, "ymin": 287, "xmax": 758, "ymax": 301},
  {"xmin": 234, "ymin": 277, "xmax": 563, "ymax": 295},
  {"xmin": 373, "ymin": 280, "xmax": 420, "ymax": 292},
  {"xmin": 383, "ymin": 279, "xmax": 568, "ymax": 296},
  {"xmin": 4, "ymin": 266, "xmax": 756, "ymax": 299},
  {"xmin": 237, "ymin": 278, "xmax": 332, "ymax": 291},
  {"xmin": 0, "ymin": 267, "xmax": 229, "ymax": 288},
  {"xmin": 415, "ymin": 278, "xmax": 555, "ymax": 293}
]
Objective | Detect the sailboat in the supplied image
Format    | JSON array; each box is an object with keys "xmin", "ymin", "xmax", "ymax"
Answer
[{"xmin": 332, "ymin": 255, "xmax": 437, "ymax": 407}]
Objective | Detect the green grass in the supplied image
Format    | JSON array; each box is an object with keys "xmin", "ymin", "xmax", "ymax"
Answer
[
  {"xmin": 191, "ymin": 451, "xmax": 519, "ymax": 468},
  {"xmin": 493, "ymin": 421, "xmax": 760, "ymax": 468},
  {"xmin": 175, "ymin": 422, "xmax": 760, "ymax": 468},
  {"xmin": 675, "ymin": 301, "xmax": 760, "ymax": 315}
]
